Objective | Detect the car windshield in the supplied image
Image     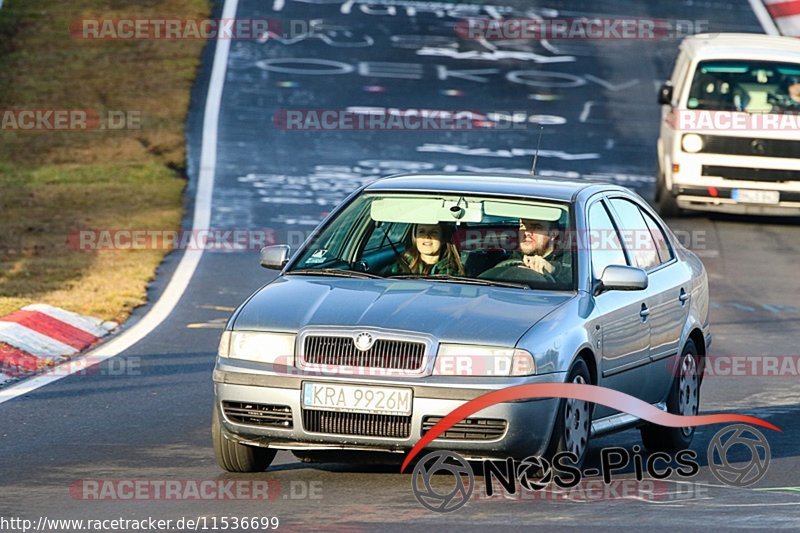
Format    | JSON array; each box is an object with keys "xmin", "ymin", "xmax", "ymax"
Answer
[
  {"xmin": 288, "ymin": 192, "xmax": 575, "ymax": 291},
  {"xmin": 687, "ymin": 59, "xmax": 800, "ymax": 114}
]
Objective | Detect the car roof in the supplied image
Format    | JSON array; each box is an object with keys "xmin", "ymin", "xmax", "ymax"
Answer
[
  {"xmin": 681, "ymin": 33, "xmax": 800, "ymax": 61},
  {"xmin": 364, "ymin": 173, "xmax": 610, "ymax": 202}
]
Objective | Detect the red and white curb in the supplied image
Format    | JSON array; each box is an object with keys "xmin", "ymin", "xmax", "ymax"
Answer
[
  {"xmin": 0, "ymin": 304, "xmax": 116, "ymax": 386},
  {"xmin": 763, "ymin": 0, "xmax": 800, "ymax": 35}
]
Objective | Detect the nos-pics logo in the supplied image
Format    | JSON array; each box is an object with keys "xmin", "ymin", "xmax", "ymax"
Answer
[{"xmin": 411, "ymin": 424, "xmax": 771, "ymax": 512}]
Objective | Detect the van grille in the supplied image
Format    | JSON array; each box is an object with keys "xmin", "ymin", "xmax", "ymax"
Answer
[
  {"xmin": 697, "ymin": 135, "xmax": 800, "ymax": 159},
  {"xmin": 702, "ymin": 165, "xmax": 799, "ymax": 182}
]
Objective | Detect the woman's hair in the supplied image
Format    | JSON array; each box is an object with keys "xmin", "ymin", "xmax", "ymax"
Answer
[{"xmin": 401, "ymin": 223, "xmax": 464, "ymax": 275}]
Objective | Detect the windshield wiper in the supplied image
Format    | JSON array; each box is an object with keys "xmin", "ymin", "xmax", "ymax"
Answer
[
  {"xmin": 388, "ymin": 274, "xmax": 530, "ymax": 290},
  {"xmin": 287, "ymin": 268, "xmax": 383, "ymax": 279}
]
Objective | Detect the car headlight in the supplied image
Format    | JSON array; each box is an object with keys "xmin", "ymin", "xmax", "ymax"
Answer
[
  {"xmin": 681, "ymin": 133, "xmax": 704, "ymax": 153},
  {"xmin": 433, "ymin": 344, "xmax": 535, "ymax": 377},
  {"xmin": 218, "ymin": 330, "xmax": 295, "ymax": 365}
]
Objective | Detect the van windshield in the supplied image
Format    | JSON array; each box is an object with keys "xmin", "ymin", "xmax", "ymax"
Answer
[{"xmin": 687, "ymin": 60, "xmax": 800, "ymax": 114}]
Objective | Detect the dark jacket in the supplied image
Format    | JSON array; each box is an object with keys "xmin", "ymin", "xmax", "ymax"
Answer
[{"xmin": 387, "ymin": 253, "xmax": 461, "ymax": 276}]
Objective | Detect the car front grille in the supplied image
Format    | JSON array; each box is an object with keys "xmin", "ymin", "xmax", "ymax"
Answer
[
  {"xmin": 422, "ymin": 416, "xmax": 507, "ymax": 441},
  {"xmin": 303, "ymin": 335, "xmax": 426, "ymax": 370},
  {"xmin": 697, "ymin": 135, "xmax": 800, "ymax": 159},
  {"xmin": 702, "ymin": 165, "xmax": 799, "ymax": 183},
  {"xmin": 302, "ymin": 409, "xmax": 411, "ymax": 438},
  {"xmin": 222, "ymin": 402, "xmax": 293, "ymax": 428}
]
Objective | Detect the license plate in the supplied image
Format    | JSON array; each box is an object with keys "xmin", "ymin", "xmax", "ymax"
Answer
[
  {"xmin": 302, "ymin": 382, "xmax": 412, "ymax": 416},
  {"xmin": 732, "ymin": 189, "xmax": 780, "ymax": 205}
]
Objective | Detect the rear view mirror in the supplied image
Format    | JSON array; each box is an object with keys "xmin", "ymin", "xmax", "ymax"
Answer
[
  {"xmin": 260, "ymin": 245, "xmax": 290, "ymax": 270},
  {"xmin": 599, "ymin": 265, "xmax": 648, "ymax": 292},
  {"xmin": 658, "ymin": 83, "xmax": 674, "ymax": 106}
]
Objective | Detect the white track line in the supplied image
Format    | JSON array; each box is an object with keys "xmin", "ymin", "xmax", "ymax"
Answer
[
  {"xmin": 0, "ymin": 0, "xmax": 239, "ymax": 405},
  {"xmin": 749, "ymin": 0, "xmax": 781, "ymax": 35}
]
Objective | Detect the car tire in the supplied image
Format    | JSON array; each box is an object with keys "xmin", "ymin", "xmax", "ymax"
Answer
[
  {"xmin": 545, "ymin": 358, "xmax": 593, "ymax": 469},
  {"xmin": 640, "ymin": 340, "xmax": 701, "ymax": 453},
  {"xmin": 656, "ymin": 173, "xmax": 683, "ymax": 218},
  {"xmin": 212, "ymin": 406, "xmax": 276, "ymax": 472}
]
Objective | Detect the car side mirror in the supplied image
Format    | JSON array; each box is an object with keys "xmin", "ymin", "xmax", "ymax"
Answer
[
  {"xmin": 259, "ymin": 245, "xmax": 290, "ymax": 270},
  {"xmin": 599, "ymin": 265, "xmax": 648, "ymax": 292},
  {"xmin": 658, "ymin": 83, "xmax": 674, "ymax": 106}
]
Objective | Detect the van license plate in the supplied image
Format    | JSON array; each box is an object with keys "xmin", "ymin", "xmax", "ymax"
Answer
[{"xmin": 732, "ymin": 189, "xmax": 779, "ymax": 205}]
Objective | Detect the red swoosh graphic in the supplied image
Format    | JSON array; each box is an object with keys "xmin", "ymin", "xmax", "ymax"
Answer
[{"xmin": 401, "ymin": 383, "xmax": 780, "ymax": 472}]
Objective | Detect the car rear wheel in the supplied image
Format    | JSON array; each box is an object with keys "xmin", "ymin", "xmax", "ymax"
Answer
[
  {"xmin": 545, "ymin": 358, "xmax": 593, "ymax": 469},
  {"xmin": 640, "ymin": 340, "xmax": 700, "ymax": 453},
  {"xmin": 212, "ymin": 406, "xmax": 276, "ymax": 472}
]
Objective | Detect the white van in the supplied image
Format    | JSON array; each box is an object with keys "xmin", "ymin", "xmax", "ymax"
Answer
[{"xmin": 657, "ymin": 33, "xmax": 800, "ymax": 216}]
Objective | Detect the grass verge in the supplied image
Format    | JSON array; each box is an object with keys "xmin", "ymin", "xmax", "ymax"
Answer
[{"xmin": 0, "ymin": 0, "xmax": 210, "ymax": 322}]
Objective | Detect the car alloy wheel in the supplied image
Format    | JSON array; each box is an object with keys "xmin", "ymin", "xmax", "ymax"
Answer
[
  {"xmin": 678, "ymin": 352, "xmax": 699, "ymax": 437},
  {"xmin": 564, "ymin": 374, "xmax": 591, "ymax": 458}
]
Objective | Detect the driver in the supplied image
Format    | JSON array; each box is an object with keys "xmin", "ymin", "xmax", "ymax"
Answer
[
  {"xmin": 770, "ymin": 75, "xmax": 800, "ymax": 113},
  {"xmin": 479, "ymin": 217, "xmax": 570, "ymax": 284}
]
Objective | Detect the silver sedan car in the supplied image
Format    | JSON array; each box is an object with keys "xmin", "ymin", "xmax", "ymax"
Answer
[{"xmin": 212, "ymin": 174, "xmax": 711, "ymax": 472}]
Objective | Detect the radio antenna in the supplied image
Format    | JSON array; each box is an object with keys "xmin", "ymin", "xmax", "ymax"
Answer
[{"xmin": 530, "ymin": 126, "xmax": 544, "ymax": 176}]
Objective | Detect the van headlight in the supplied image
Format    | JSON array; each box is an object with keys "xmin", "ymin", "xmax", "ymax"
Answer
[
  {"xmin": 218, "ymin": 330, "xmax": 295, "ymax": 365},
  {"xmin": 681, "ymin": 133, "xmax": 704, "ymax": 153},
  {"xmin": 433, "ymin": 344, "xmax": 535, "ymax": 376}
]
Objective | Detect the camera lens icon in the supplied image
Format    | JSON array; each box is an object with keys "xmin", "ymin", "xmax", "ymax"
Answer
[
  {"xmin": 708, "ymin": 424, "xmax": 771, "ymax": 487},
  {"xmin": 411, "ymin": 451, "xmax": 474, "ymax": 513}
]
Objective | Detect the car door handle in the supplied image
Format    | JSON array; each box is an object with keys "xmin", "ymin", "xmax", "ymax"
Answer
[
  {"xmin": 679, "ymin": 288, "xmax": 689, "ymax": 305},
  {"xmin": 640, "ymin": 304, "xmax": 650, "ymax": 320}
]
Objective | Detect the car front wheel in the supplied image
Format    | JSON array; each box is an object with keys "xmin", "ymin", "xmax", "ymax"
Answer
[
  {"xmin": 212, "ymin": 406, "xmax": 276, "ymax": 472},
  {"xmin": 545, "ymin": 358, "xmax": 593, "ymax": 469},
  {"xmin": 640, "ymin": 340, "xmax": 701, "ymax": 452}
]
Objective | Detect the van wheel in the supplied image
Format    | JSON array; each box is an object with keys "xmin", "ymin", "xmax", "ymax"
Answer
[
  {"xmin": 213, "ymin": 406, "xmax": 276, "ymax": 472},
  {"xmin": 657, "ymin": 174, "xmax": 683, "ymax": 218},
  {"xmin": 545, "ymin": 358, "xmax": 593, "ymax": 469},
  {"xmin": 640, "ymin": 340, "xmax": 700, "ymax": 453}
]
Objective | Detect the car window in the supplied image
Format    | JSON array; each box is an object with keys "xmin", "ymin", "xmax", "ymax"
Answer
[
  {"xmin": 588, "ymin": 201, "xmax": 627, "ymax": 280},
  {"xmin": 362, "ymin": 222, "xmax": 407, "ymax": 252},
  {"xmin": 290, "ymin": 193, "xmax": 575, "ymax": 290},
  {"xmin": 608, "ymin": 198, "xmax": 661, "ymax": 271},
  {"xmin": 641, "ymin": 210, "xmax": 673, "ymax": 264}
]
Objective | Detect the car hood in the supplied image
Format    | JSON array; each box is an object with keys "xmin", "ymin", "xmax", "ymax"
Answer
[{"xmin": 232, "ymin": 276, "xmax": 574, "ymax": 346}]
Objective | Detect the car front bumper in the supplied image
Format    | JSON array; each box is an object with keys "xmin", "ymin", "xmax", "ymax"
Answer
[{"xmin": 213, "ymin": 360, "xmax": 565, "ymax": 461}]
